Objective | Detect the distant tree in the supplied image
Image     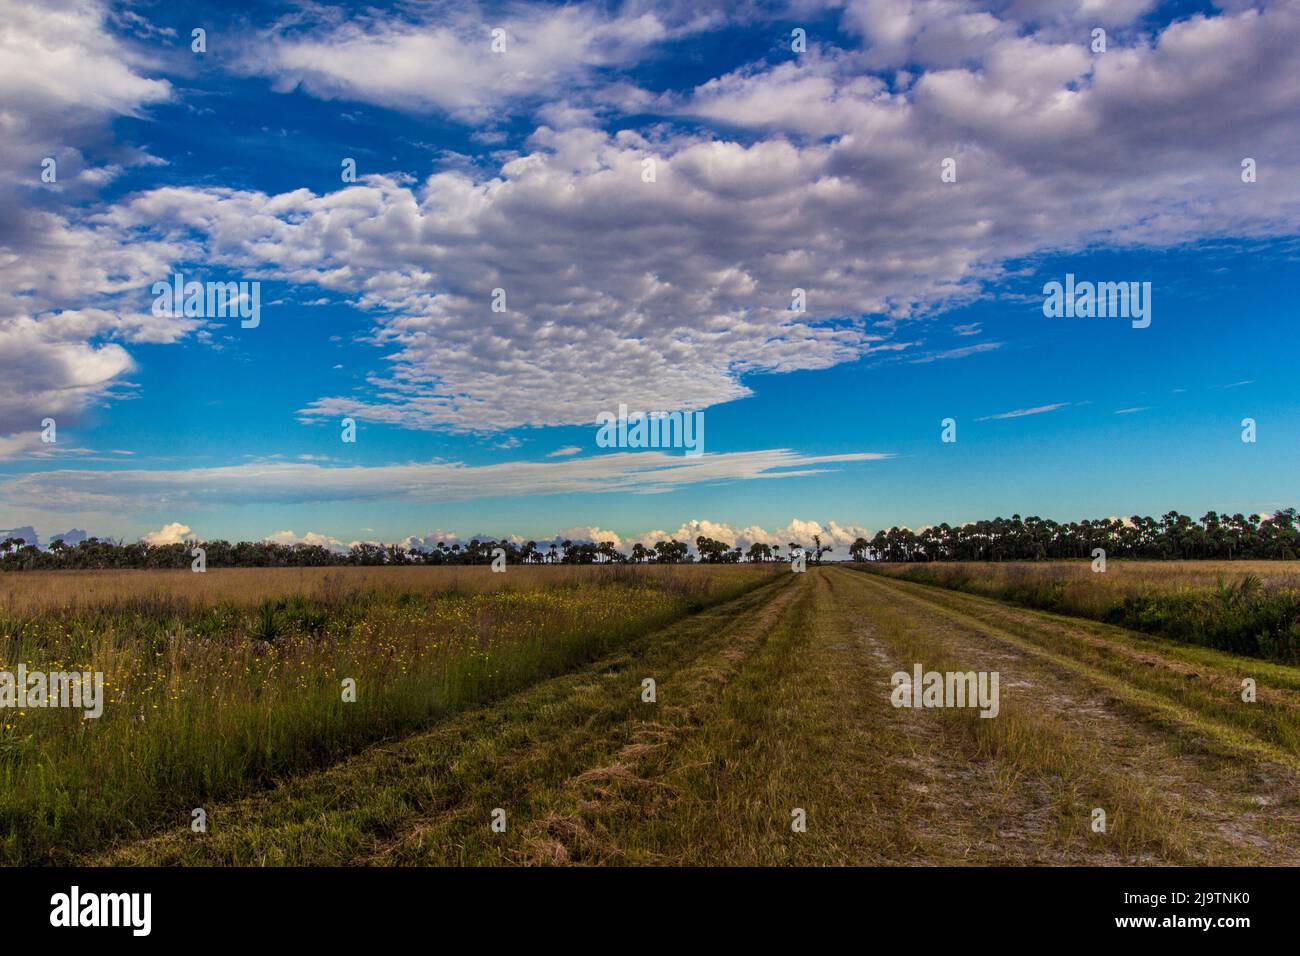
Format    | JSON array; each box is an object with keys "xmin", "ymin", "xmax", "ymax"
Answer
[{"xmin": 6, "ymin": 507, "xmax": 1300, "ymax": 573}]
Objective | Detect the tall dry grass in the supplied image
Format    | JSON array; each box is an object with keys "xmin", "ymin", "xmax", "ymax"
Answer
[{"xmin": 0, "ymin": 563, "xmax": 727, "ymax": 612}]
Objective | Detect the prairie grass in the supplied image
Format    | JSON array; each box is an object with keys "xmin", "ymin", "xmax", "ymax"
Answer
[
  {"xmin": 0, "ymin": 564, "xmax": 718, "ymax": 612},
  {"xmin": 0, "ymin": 564, "xmax": 775, "ymax": 864},
  {"xmin": 860, "ymin": 560, "xmax": 1300, "ymax": 661}
]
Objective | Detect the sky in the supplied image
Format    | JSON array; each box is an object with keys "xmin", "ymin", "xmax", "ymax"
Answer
[{"xmin": 1, "ymin": 0, "xmax": 1298, "ymax": 555}]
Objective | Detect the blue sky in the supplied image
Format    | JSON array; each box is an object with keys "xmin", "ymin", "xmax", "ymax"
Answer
[{"xmin": 1, "ymin": 0, "xmax": 1297, "ymax": 553}]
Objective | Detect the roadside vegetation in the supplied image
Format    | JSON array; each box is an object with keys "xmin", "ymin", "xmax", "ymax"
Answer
[{"xmin": 856, "ymin": 561, "xmax": 1300, "ymax": 662}]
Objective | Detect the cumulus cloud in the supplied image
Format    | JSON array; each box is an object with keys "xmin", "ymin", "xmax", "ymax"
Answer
[
  {"xmin": 242, "ymin": 2, "xmax": 685, "ymax": 122},
  {"xmin": 94, "ymin": 158, "xmax": 886, "ymax": 432},
  {"xmin": 0, "ymin": 0, "xmax": 170, "ymax": 180},
  {"xmin": 373, "ymin": 517, "xmax": 872, "ymax": 556},
  {"xmin": 400, "ymin": 530, "xmax": 461, "ymax": 552},
  {"xmin": 50, "ymin": 0, "xmax": 1299, "ymax": 436},
  {"xmin": 627, "ymin": 516, "xmax": 872, "ymax": 554},
  {"xmin": 0, "ymin": 315, "xmax": 136, "ymax": 433},
  {"xmin": 264, "ymin": 529, "xmax": 349, "ymax": 552},
  {"xmin": 140, "ymin": 521, "xmax": 195, "ymax": 545},
  {"xmin": 554, "ymin": 526, "xmax": 625, "ymax": 548},
  {"xmin": 0, "ymin": 0, "xmax": 191, "ymax": 438},
  {"xmin": 0, "ymin": 525, "xmax": 40, "ymax": 547},
  {"xmin": 7, "ymin": 0, "xmax": 1300, "ymax": 462},
  {"xmin": 840, "ymin": 0, "xmax": 1158, "ymax": 71}
]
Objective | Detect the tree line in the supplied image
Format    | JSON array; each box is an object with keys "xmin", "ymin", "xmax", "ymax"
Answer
[
  {"xmin": 3, "ymin": 510, "xmax": 1297, "ymax": 571},
  {"xmin": 0, "ymin": 534, "xmax": 808, "ymax": 570},
  {"xmin": 847, "ymin": 509, "xmax": 1299, "ymax": 562}
]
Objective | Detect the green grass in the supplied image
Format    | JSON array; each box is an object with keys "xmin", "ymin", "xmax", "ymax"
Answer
[
  {"xmin": 0, "ymin": 565, "xmax": 775, "ymax": 865},
  {"xmin": 95, "ymin": 568, "xmax": 1299, "ymax": 867},
  {"xmin": 828, "ymin": 569, "xmax": 1197, "ymax": 863},
  {"xmin": 854, "ymin": 569, "xmax": 1300, "ymax": 768},
  {"xmin": 858, "ymin": 561, "xmax": 1300, "ymax": 662},
  {"xmin": 93, "ymin": 573, "xmax": 803, "ymax": 865}
]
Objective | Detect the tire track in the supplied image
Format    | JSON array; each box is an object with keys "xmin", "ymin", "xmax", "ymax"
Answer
[
  {"xmin": 91, "ymin": 573, "xmax": 803, "ymax": 866},
  {"xmin": 836, "ymin": 568, "xmax": 1300, "ymax": 864}
]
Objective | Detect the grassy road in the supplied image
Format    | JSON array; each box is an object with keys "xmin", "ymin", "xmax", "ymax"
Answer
[{"xmin": 95, "ymin": 567, "xmax": 1300, "ymax": 865}]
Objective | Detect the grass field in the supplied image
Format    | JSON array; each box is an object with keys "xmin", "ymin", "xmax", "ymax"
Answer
[
  {"xmin": 0, "ymin": 564, "xmax": 776, "ymax": 864},
  {"xmin": 2, "ymin": 562, "xmax": 1297, "ymax": 866},
  {"xmin": 0, "ymin": 564, "xmax": 717, "ymax": 610},
  {"xmin": 856, "ymin": 560, "xmax": 1300, "ymax": 662}
]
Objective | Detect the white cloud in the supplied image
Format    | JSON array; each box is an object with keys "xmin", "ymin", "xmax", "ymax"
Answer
[
  {"xmin": 264, "ymin": 529, "xmax": 349, "ymax": 553},
  {"xmin": 841, "ymin": 0, "xmax": 1155, "ymax": 70},
  {"xmin": 0, "ymin": 315, "xmax": 137, "ymax": 433},
  {"xmin": 400, "ymin": 530, "xmax": 461, "ymax": 552},
  {"xmin": 140, "ymin": 521, "xmax": 195, "ymax": 545},
  {"xmin": 381, "ymin": 517, "xmax": 874, "ymax": 556},
  {"xmin": 0, "ymin": 0, "xmax": 170, "ymax": 176},
  {"xmin": 0, "ymin": 432, "xmax": 48, "ymax": 461},
  {"xmin": 6, "ymin": 0, "xmax": 1300, "ymax": 453},
  {"xmin": 0, "ymin": 1, "xmax": 192, "ymax": 434},
  {"xmin": 910, "ymin": 342, "xmax": 1002, "ymax": 363},
  {"xmin": 554, "ymin": 526, "xmax": 625, "ymax": 548},
  {"xmin": 64, "ymin": 1, "xmax": 1300, "ymax": 435},
  {"xmin": 0, "ymin": 448, "xmax": 890, "ymax": 512},
  {"xmin": 976, "ymin": 402, "xmax": 1072, "ymax": 420},
  {"xmin": 243, "ymin": 2, "xmax": 680, "ymax": 122},
  {"xmin": 546, "ymin": 446, "xmax": 584, "ymax": 458},
  {"xmin": 627, "ymin": 516, "xmax": 872, "ymax": 555}
]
